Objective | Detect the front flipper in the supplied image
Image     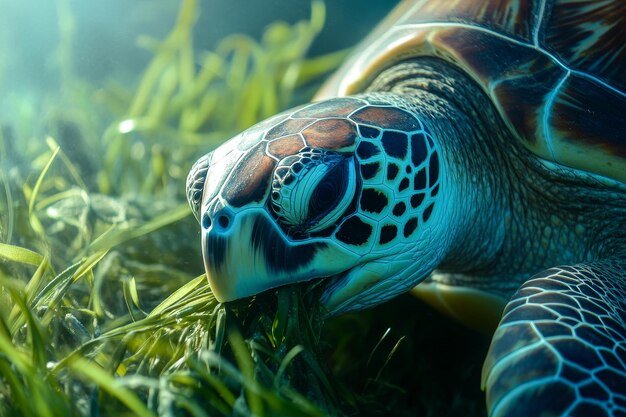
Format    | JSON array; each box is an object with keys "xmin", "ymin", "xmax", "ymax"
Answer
[{"xmin": 482, "ymin": 261, "xmax": 626, "ymax": 417}]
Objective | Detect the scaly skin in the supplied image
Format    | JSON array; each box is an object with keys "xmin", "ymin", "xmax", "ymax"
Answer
[{"xmin": 482, "ymin": 261, "xmax": 626, "ymax": 416}]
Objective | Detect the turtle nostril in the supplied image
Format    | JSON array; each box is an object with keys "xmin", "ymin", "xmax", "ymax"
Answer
[
  {"xmin": 217, "ymin": 214, "xmax": 230, "ymax": 230},
  {"xmin": 202, "ymin": 213, "xmax": 212, "ymax": 229},
  {"xmin": 207, "ymin": 210, "xmax": 233, "ymax": 232}
]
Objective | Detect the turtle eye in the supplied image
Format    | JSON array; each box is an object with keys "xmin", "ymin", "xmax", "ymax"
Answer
[{"xmin": 271, "ymin": 149, "xmax": 356, "ymax": 234}]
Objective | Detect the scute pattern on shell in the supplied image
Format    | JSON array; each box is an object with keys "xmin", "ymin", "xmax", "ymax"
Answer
[
  {"xmin": 316, "ymin": 0, "xmax": 626, "ymax": 184},
  {"xmin": 544, "ymin": 1, "xmax": 626, "ymax": 91}
]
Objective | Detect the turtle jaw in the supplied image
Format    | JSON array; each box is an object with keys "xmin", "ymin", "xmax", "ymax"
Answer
[
  {"xmin": 319, "ymin": 257, "xmax": 417, "ymax": 316},
  {"xmin": 319, "ymin": 239, "xmax": 450, "ymax": 316},
  {"xmin": 201, "ymin": 209, "xmax": 361, "ymax": 303}
]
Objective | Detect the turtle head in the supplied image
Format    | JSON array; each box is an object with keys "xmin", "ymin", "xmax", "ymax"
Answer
[{"xmin": 187, "ymin": 94, "xmax": 451, "ymax": 314}]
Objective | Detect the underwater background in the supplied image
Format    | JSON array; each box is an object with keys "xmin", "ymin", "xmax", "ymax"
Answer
[
  {"xmin": 0, "ymin": 1, "xmax": 490, "ymax": 416},
  {"xmin": 1, "ymin": 1, "xmax": 397, "ymax": 107}
]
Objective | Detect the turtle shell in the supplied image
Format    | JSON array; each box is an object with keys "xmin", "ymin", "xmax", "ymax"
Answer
[{"xmin": 316, "ymin": 0, "xmax": 626, "ymax": 184}]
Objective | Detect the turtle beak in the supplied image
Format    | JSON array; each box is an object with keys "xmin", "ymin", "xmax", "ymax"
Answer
[{"xmin": 201, "ymin": 209, "xmax": 357, "ymax": 302}]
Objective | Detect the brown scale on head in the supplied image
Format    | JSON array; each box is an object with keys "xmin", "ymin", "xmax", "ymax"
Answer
[
  {"xmin": 221, "ymin": 142, "xmax": 276, "ymax": 208},
  {"xmin": 266, "ymin": 135, "xmax": 307, "ymax": 159},
  {"xmin": 351, "ymin": 106, "xmax": 423, "ymax": 131},
  {"xmin": 265, "ymin": 118, "xmax": 315, "ymax": 141},
  {"xmin": 302, "ymin": 118, "xmax": 358, "ymax": 150}
]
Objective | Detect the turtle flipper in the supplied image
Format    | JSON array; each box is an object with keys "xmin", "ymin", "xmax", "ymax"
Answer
[{"xmin": 482, "ymin": 261, "xmax": 626, "ymax": 417}]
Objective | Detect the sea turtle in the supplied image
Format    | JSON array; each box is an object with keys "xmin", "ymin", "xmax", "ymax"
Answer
[{"xmin": 186, "ymin": 1, "xmax": 626, "ymax": 415}]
